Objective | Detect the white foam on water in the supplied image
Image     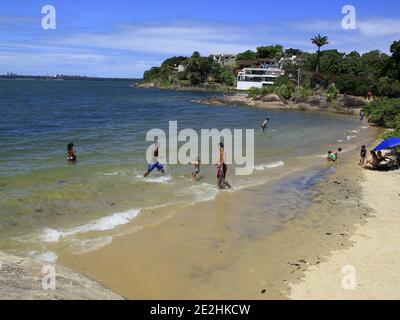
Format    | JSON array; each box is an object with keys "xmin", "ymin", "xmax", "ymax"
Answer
[
  {"xmin": 254, "ymin": 160, "xmax": 285, "ymax": 171},
  {"xmin": 34, "ymin": 250, "xmax": 58, "ymax": 262},
  {"xmin": 184, "ymin": 183, "xmax": 219, "ymax": 203},
  {"xmin": 70, "ymin": 236, "xmax": 113, "ymax": 254},
  {"xmin": 41, "ymin": 208, "xmax": 140, "ymax": 243},
  {"xmin": 346, "ymin": 135, "xmax": 357, "ymax": 141},
  {"xmin": 351, "ymin": 130, "xmax": 360, "ymax": 133},
  {"xmin": 337, "ymin": 139, "xmax": 343, "ymax": 142},
  {"xmin": 42, "ymin": 228, "xmax": 62, "ymax": 243},
  {"xmin": 136, "ymin": 175, "xmax": 172, "ymax": 184}
]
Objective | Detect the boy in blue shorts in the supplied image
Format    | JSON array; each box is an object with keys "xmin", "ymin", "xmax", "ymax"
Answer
[{"xmin": 143, "ymin": 143, "xmax": 165, "ymax": 177}]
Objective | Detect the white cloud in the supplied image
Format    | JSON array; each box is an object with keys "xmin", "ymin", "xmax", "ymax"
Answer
[
  {"xmin": 358, "ymin": 18, "xmax": 400, "ymax": 37},
  {"xmin": 1, "ymin": 16, "xmax": 399, "ymax": 77},
  {"xmin": 47, "ymin": 22, "xmax": 256, "ymax": 55}
]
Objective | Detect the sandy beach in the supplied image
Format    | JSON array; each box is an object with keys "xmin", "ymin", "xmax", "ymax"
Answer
[
  {"xmin": 58, "ymin": 130, "xmax": 400, "ymax": 300},
  {"xmin": 289, "ymin": 168, "xmax": 400, "ymax": 299}
]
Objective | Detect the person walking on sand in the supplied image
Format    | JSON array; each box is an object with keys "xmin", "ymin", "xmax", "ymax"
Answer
[
  {"xmin": 261, "ymin": 118, "xmax": 270, "ymax": 132},
  {"xmin": 359, "ymin": 145, "xmax": 367, "ymax": 165},
  {"xmin": 143, "ymin": 141, "xmax": 165, "ymax": 177},
  {"xmin": 67, "ymin": 142, "xmax": 77, "ymax": 162}
]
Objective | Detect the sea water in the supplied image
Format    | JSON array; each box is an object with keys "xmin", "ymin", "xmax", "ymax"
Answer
[{"xmin": 0, "ymin": 79, "xmax": 372, "ymax": 260}]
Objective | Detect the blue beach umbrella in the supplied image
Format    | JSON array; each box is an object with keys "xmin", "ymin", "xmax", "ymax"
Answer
[{"xmin": 374, "ymin": 137, "xmax": 400, "ymax": 151}]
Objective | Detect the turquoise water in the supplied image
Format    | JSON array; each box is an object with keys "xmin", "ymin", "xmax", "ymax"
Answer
[{"xmin": 0, "ymin": 79, "xmax": 371, "ymax": 260}]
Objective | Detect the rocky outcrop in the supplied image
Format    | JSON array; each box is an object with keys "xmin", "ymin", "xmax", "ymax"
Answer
[
  {"xmin": 0, "ymin": 252, "xmax": 123, "ymax": 300},
  {"xmin": 136, "ymin": 82, "xmax": 156, "ymax": 88},
  {"xmin": 203, "ymin": 93, "xmax": 365, "ymax": 115}
]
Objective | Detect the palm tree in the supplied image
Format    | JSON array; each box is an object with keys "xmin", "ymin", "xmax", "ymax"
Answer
[{"xmin": 311, "ymin": 34, "xmax": 329, "ymax": 72}]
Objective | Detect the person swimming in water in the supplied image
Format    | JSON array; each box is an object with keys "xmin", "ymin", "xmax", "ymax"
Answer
[
  {"xmin": 143, "ymin": 142, "xmax": 165, "ymax": 177},
  {"xmin": 67, "ymin": 142, "xmax": 77, "ymax": 162},
  {"xmin": 261, "ymin": 118, "xmax": 270, "ymax": 132}
]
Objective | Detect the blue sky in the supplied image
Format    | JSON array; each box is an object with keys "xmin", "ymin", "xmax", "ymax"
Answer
[{"xmin": 0, "ymin": 0, "xmax": 399, "ymax": 78}]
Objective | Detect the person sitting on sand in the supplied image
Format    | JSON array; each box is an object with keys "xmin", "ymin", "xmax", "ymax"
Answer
[
  {"xmin": 261, "ymin": 118, "xmax": 270, "ymax": 132},
  {"xmin": 363, "ymin": 150, "xmax": 380, "ymax": 170},
  {"xmin": 191, "ymin": 156, "xmax": 201, "ymax": 181},
  {"xmin": 359, "ymin": 145, "xmax": 367, "ymax": 166},
  {"xmin": 67, "ymin": 142, "xmax": 77, "ymax": 162},
  {"xmin": 377, "ymin": 151, "xmax": 391, "ymax": 163},
  {"xmin": 327, "ymin": 150, "xmax": 337, "ymax": 162},
  {"xmin": 143, "ymin": 142, "xmax": 165, "ymax": 177}
]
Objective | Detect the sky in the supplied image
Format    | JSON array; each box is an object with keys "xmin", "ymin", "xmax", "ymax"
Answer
[{"xmin": 0, "ymin": 0, "xmax": 399, "ymax": 78}]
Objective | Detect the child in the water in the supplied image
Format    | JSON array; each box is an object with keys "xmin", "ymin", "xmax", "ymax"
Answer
[
  {"xmin": 191, "ymin": 156, "xmax": 201, "ymax": 181},
  {"xmin": 67, "ymin": 142, "xmax": 77, "ymax": 162}
]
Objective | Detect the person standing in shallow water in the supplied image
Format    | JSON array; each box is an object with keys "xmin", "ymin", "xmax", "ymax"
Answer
[
  {"xmin": 143, "ymin": 141, "xmax": 165, "ymax": 177},
  {"xmin": 217, "ymin": 142, "xmax": 231, "ymax": 189},
  {"xmin": 67, "ymin": 142, "xmax": 77, "ymax": 162},
  {"xmin": 261, "ymin": 118, "xmax": 270, "ymax": 132}
]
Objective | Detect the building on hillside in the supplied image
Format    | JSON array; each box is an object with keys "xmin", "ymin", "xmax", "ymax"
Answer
[
  {"xmin": 236, "ymin": 58, "xmax": 285, "ymax": 90},
  {"xmin": 173, "ymin": 64, "xmax": 187, "ymax": 73},
  {"xmin": 210, "ymin": 53, "xmax": 236, "ymax": 66}
]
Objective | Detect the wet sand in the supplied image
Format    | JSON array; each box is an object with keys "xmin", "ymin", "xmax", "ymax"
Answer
[
  {"xmin": 59, "ymin": 137, "xmax": 389, "ymax": 299},
  {"xmin": 289, "ymin": 168, "xmax": 400, "ymax": 299}
]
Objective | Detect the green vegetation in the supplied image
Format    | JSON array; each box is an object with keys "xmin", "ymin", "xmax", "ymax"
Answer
[
  {"xmin": 311, "ymin": 34, "xmax": 329, "ymax": 72},
  {"xmin": 143, "ymin": 51, "xmax": 233, "ymax": 89},
  {"xmin": 364, "ymin": 98, "xmax": 400, "ymax": 138},
  {"xmin": 142, "ymin": 37, "xmax": 400, "ymax": 101},
  {"xmin": 142, "ymin": 36, "xmax": 400, "ymax": 137}
]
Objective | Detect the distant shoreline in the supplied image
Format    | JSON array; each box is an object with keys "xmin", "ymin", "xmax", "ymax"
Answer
[{"xmin": 0, "ymin": 76, "xmax": 139, "ymax": 82}]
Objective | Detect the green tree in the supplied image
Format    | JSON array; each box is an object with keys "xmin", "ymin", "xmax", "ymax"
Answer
[
  {"xmin": 284, "ymin": 48, "xmax": 302, "ymax": 57},
  {"xmin": 236, "ymin": 50, "xmax": 257, "ymax": 60},
  {"xmin": 256, "ymin": 45, "xmax": 283, "ymax": 59},
  {"xmin": 218, "ymin": 66, "xmax": 236, "ymax": 87},
  {"xmin": 311, "ymin": 34, "xmax": 329, "ymax": 72},
  {"xmin": 386, "ymin": 40, "xmax": 400, "ymax": 79},
  {"xmin": 326, "ymin": 83, "xmax": 339, "ymax": 102}
]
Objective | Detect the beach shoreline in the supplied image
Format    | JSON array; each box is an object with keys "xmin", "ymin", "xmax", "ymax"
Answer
[{"xmin": 56, "ymin": 127, "xmax": 394, "ymax": 300}]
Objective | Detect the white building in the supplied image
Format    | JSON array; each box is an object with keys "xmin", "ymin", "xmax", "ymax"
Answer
[
  {"xmin": 236, "ymin": 59, "xmax": 285, "ymax": 90},
  {"xmin": 211, "ymin": 53, "xmax": 236, "ymax": 66},
  {"xmin": 174, "ymin": 64, "xmax": 186, "ymax": 73}
]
